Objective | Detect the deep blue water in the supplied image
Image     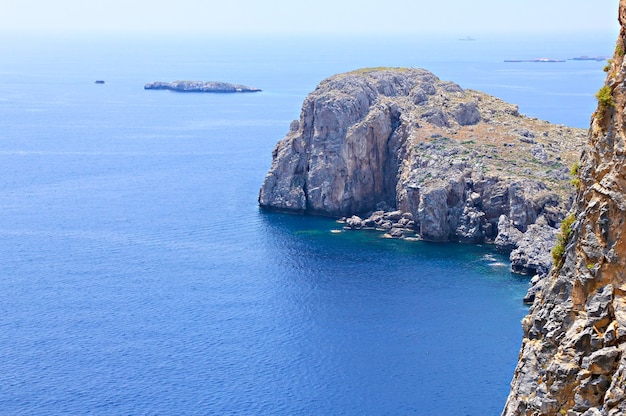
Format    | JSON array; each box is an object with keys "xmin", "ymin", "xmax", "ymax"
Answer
[{"xmin": 0, "ymin": 33, "xmax": 614, "ymax": 415}]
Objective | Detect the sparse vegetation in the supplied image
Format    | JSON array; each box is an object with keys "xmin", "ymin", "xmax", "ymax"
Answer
[
  {"xmin": 604, "ymin": 59, "xmax": 613, "ymax": 72},
  {"xmin": 349, "ymin": 67, "xmax": 410, "ymax": 74},
  {"xmin": 570, "ymin": 162, "xmax": 580, "ymax": 189},
  {"xmin": 595, "ymin": 85, "xmax": 614, "ymax": 109},
  {"xmin": 552, "ymin": 213, "xmax": 576, "ymax": 267},
  {"xmin": 616, "ymin": 43, "xmax": 625, "ymax": 57}
]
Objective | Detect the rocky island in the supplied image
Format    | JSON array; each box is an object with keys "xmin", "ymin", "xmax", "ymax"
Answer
[
  {"xmin": 503, "ymin": 1, "xmax": 626, "ymax": 414},
  {"xmin": 144, "ymin": 80, "xmax": 261, "ymax": 93},
  {"xmin": 259, "ymin": 66, "xmax": 586, "ymax": 302}
]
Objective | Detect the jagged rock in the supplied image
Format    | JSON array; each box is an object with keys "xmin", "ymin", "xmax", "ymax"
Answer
[
  {"xmin": 495, "ymin": 214, "xmax": 524, "ymax": 252},
  {"xmin": 456, "ymin": 205, "xmax": 486, "ymax": 243},
  {"xmin": 384, "ymin": 210, "xmax": 403, "ymax": 222},
  {"xmin": 510, "ymin": 220, "xmax": 558, "ymax": 276},
  {"xmin": 582, "ymin": 347, "xmax": 620, "ymax": 375},
  {"xmin": 348, "ymin": 210, "xmax": 417, "ymax": 239},
  {"xmin": 523, "ymin": 277, "xmax": 545, "ymax": 304},
  {"xmin": 346, "ymin": 216, "xmax": 363, "ymax": 229},
  {"xmin": 503, "ymin": 2, "xmax": 626, "ymax": 413},
  {"xmin": 450, "ymin": 101, "xmax": 481, "ymax": 126}
]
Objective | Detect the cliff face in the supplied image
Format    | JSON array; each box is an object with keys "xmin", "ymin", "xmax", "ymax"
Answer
[
  {"xmin": 259, "ymin": 67, "xmax": 585, "ymax": 283},
  {"xmin": 503, "ymin": 2, "xmax": 626, "ymax": 415}
]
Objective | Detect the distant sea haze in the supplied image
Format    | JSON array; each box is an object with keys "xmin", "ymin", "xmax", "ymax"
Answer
[{"xmin": 0, "ymin": 33, "xmax": 611, "ymax": 414}]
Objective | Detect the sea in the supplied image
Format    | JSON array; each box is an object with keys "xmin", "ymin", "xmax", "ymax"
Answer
[{"xmin": 0, "ymin": 32, "xmax": 615, "ymax": 415}]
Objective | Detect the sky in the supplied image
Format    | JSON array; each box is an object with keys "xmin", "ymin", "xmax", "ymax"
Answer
[{"xmin": 0, "ymin": 0, "xmax": 621, "ymax": 35}]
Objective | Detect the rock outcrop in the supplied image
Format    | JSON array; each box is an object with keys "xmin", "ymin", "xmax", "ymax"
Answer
[
  {"xmin": 144, "ymin": 80, "xmax": 261, "ymax": 93},
  {"xmin": 503, "ymin": 2, "xmax": 626, "ymax": 414},
  {"xmin": 259, "ymin": 67, "xmax": 585, "ymax": 285}
]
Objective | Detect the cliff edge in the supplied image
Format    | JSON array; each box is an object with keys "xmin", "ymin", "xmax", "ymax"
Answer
[
  {"xmin": 259, "ymin": 67, "xmax": 585, "ymax": 291},
  {"xmin": 503, "ymin": 2, "xmax": 626, "ymax": 415}
]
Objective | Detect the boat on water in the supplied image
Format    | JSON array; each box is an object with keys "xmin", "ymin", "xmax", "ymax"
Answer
[{"xmin": 94, "ymin": 80, "xmax": 105, "ymax": 84}]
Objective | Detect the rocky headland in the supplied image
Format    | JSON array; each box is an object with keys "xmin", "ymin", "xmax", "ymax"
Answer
[
  {"xmin": 503, "ymin": 1, "xmax": 626, "ymax": 414},
  {"xmin": 259, "ymin": 66, "xmax": 586, "ymax": 301},
  {"xmin": 144, "ymin": 80, "xmax": 261, "ymax": 93}
]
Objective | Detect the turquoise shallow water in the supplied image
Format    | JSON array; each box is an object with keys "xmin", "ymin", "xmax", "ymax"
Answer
[{"xmin": 0, "ymin": 33, "xmax": 613, "ymax": 414}]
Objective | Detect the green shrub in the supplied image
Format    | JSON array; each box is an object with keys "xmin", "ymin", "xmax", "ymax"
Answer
[
  {"xmin": 616, "ymin": 43, "xmax": 625, "ymax": 57},
  {"xmin": 552, "ymin": 214, "xmax": 576, "ymax": 266},
  {"xmin": 570, "ymin": 163, "xmax": 580, "ymax": 189},
  {"xmin": 596, "ymin": 85, "xmax": 614, "ymax": 109}
]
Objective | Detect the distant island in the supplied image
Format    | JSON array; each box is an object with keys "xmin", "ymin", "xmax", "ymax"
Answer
[
  {"xmin": 144, "ymin": 80, "xmax": 261, "ymax": 93},
  {"xmin": 504, "ymin": 56, "xmax": 609, "ymax": 63},
  {"xmin": 504, "ymin": 58, "xmax": 566, "ymax": 63},
  {"xmin": 569, "ymin": 55, "xmax": 610, "ymax": 61}
]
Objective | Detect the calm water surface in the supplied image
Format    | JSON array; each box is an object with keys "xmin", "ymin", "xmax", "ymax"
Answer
[{"xmin": 0, "ymin": 33, "xmax": 613, "ymax": 414}]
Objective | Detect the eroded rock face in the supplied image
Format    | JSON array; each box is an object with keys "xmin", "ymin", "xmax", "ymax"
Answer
[
  {"xmin": 259, "ymin": 67, "xmax": 585, "ymax": 273},
  {"xmin": 503, "ymin": 2, "xmax": 626, "ymax": 414},
  {"xmin": 510, "ymin": 219, "xmax": 558, "ymax": 277}
]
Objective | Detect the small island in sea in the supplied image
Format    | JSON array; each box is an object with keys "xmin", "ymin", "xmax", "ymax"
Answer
[
  {"xmin": 504, "ymin": 58, "xmax": 566, "ymax": 63},
  {"xmin": 144, "ymin": 80, "xmax": 261, "ymax": 93},
  {"xmin": 258, "ymin": 66, "xmax": 588, "ymax": 304},
  {"xmin": 569, "ymin": 55, "xmax": 610, "ymax": 61}
]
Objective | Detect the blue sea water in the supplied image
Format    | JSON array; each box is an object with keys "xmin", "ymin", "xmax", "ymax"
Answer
[{"xmin": 0, "ymin": 33, "xmax": 615, "ymax": 415}]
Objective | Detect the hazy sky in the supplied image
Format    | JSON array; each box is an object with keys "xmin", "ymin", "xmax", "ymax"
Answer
[{"xmin": 1, "ymin": 0, "xmax": 621, "ymax": 35}]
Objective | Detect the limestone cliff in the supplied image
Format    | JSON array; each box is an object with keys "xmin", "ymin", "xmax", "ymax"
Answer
[
  {"xmin": 259, "ymin": 67, "xmax": 585, "ymax": 285},
  {"xmin": 503, "ymin": 2, "xmax": 626, "ymax": 415}
]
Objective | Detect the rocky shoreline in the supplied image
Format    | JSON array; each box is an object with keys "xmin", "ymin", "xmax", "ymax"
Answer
[
  {"xmin": 259, "ymin": 67, "xmax": 587, "ymax": 303},
  {"xmin": 338, "ymin": 207, "xmax": 558, "ymax": 303},
  {"xmin": 339, "ymin": 209, "xmax": 417, "ymax": 239}
]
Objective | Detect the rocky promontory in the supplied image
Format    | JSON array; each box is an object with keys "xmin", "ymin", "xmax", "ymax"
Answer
[
  {"xmin": 144, "ymin": 80, "xmax": 261, "ymax": 93},
  {"xmin": 503, "ymin": 1, "xmax": 626, "ymax": 414},
  {"xmin": 259, "ymin": 67, "xmax": 586, "ymax": 297}
]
